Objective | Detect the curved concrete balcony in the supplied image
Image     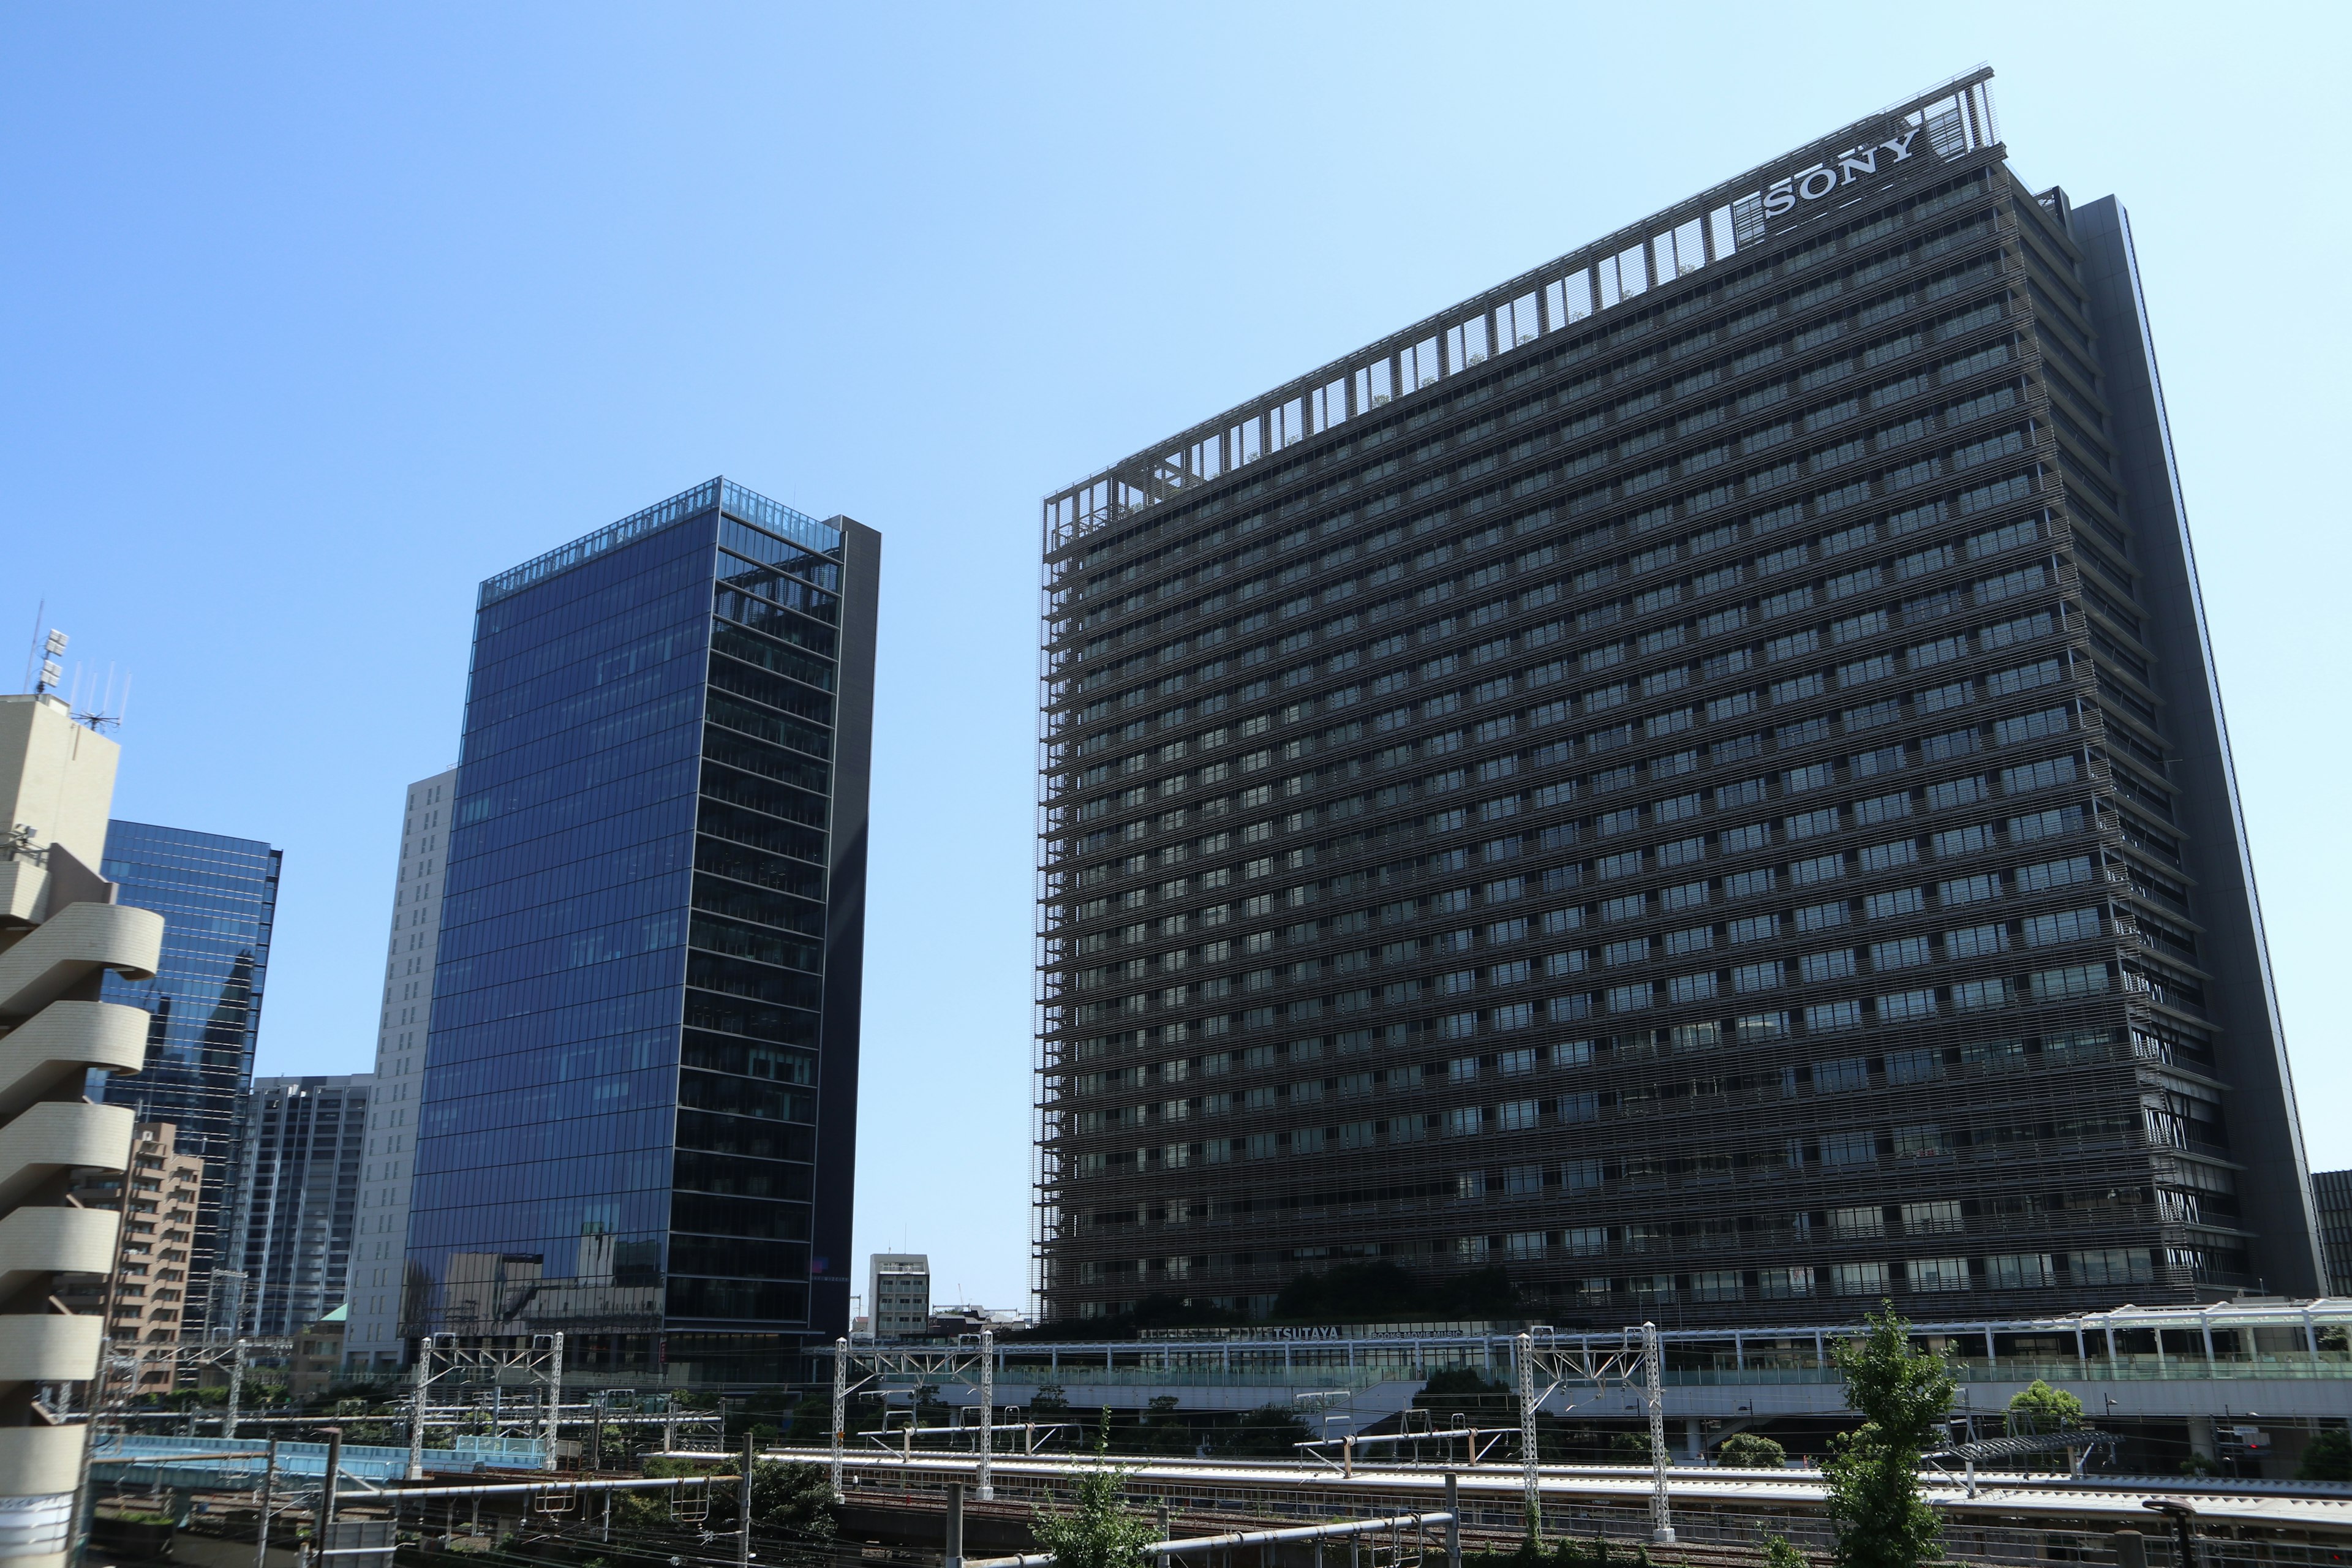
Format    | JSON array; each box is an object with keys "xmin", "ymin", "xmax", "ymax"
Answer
[
  {"xmin": 0, "ymin": 999, "xmax": 148, "ymax": 1118},
  {"xmin": 0, "ymin": 1422, "xmax": 86, "ymax": 1497},
  {"xmin": 0, "ymin": 859, "xmax": 43, "ymax": 928},
  {"xmin": 0, "ymin": 1101, "xmax": 134, "ymax": 1210},
  {"xmin": 0, "ymin": 1424, "xmax": 85, "ymax": 1568},
  {"xmin": 0, "ymin": 1310, "xmax": 103, "ymax": 1384},
  {"xmin": 0, "ymin": 902, "xmax": 163, "ymax": 1021},
  {"xmin": 0, "ymin": 1204, "xmax": 121, "ymax": 1302}
]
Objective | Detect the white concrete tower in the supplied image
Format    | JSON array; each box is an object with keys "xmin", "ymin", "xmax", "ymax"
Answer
[
  {"xmin": 0, "ymin": 691, "xmax": 162, "ymax": 1567},
  {"xmin": 342, "ymin": 767, "xmax": 456, "ymax": 1371}
]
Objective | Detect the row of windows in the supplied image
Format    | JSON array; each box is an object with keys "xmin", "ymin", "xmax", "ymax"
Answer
[
  {"xmin": 1068, "ymin": 1030, "xmax": 2127, "ymax": 1139},
  {"xmin": 1065, "ymin": 269, "xmax": 2026, "ymax": 666},
  {"xmin": 1073, "ymin": 350, "xmax": 2028, "ymax": 714},
  {"xmin": 1068, "ymin": 717, "xmax": 2086, "ymax": 943},
  {"xmin": 1069, "ymin": 1253, "xmax": 2163, "ymax": 1300},
  {"xmin": 1068, "ymin": 925, "xmax": 2128, "ymax": 1071},
  {"xmin": 1057, "ymin": 173, "xmax": 2006, "ymax": 597},
  {"xmin": 1068, "ymin": 818, "xmax": 2108, "ymax": 1014},
  {"xmin": 1071, "ymin": 949, "xmax": 2117, "ymax": 1050},
  {"xmin": 1085, "ymin": 1186, "xmax": 2155, "ymax": 1245},
  {"xmin": 1074, "ymin": 601, "xmax": 2095, "ymax": 859},
  {"xmin": 1081, "ymin": 1021, "xmax": 2082, "ymax": 1095},
  {"xmin": 1066, "ymin": 435, "xmax": 2044, "ymax": 758},
  {"xmin": 1077, "ymin": 587, "xmax": 2057, "ymax": 839},
  {"xmin": 1069, "ymin": 1097, "xmax": 2145, "ymax": 1177},
  {"xmin": 1073, "ymin": 1028, "xmax": 2125, "ymax": 1137},
  {"xmin": 1071, "ymin": 321, "xmax": 2024, "ymax": 688},
  {"xmin": 1063, "ymin": 557, "xmax": 2067, "ymax": 861},
  {"xmin": 1079, "ymin": 903, "xmax": 2110, "ymax": 1051},
  {"xmin": 1073, "ymin": 775, "xmax": 2090, "ymax": 948}
]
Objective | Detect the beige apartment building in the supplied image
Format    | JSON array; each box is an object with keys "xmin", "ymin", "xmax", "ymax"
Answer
[{"xmin": 56, "ymin": 1121, "xmax": 205, "ymax": 1391}]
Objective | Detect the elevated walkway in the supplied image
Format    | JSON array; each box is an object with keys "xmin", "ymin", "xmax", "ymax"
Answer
[{"xmin": 85, "ymin": 1432, "xmax": 544, "ymax": 1490}]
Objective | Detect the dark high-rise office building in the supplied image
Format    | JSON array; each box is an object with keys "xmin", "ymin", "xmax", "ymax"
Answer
[
  {"xmin": 1035, "ymin": 69, "xmax": 2321, "ymax": 1327},
  {"xmin": 228, "ymin": 1075, "xmax": 371, "ymax": 1337},
  {"xmin": 405, "ymin": 477, "xmax": 878, "ymax": 1385},
  {"xmin": 2315, "ymin": 1170, "xmax": 2352, "ymax": 1298},
  {"xmin": 99, "ymin": 819, "xmax": 282, "ymax": 1335}
]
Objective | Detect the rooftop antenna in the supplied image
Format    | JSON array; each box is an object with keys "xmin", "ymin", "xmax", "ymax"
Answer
[
  {"xmin": 75, "ymin": 663, "xmax": 129, "ymax": 733},
  {"xmin": 31, "ymin": 627, "xmax": 66, "ymax": 698},
  {"xmin": 20, "ymin": 601, "xmax": 43, "ymax": 692}
]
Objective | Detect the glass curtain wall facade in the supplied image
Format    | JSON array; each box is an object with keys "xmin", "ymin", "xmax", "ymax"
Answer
[
  {"xmin": 228, "ymin": 1076, "xmax": 371, "ymax": 1337},
  {"xmin": 1036, "ymin": 69, "xmax": 2320, "ymax": 1328},
  {"xmin": 2315, "ymin": 1170, "xmax": 2352, "ymax": 1298},
  {"xmin": 405, "ymin": 477, "xmax": 877, "ymax": 1386},
  {"xmin": 99, "ymin": 820, "xmax": 282, "ymax": 1335}
]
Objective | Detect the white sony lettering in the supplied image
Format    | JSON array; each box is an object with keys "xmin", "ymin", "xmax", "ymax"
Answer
[{"xmin": 1755, "ymin": 124, "xmax": 1936, "ymax": 230}]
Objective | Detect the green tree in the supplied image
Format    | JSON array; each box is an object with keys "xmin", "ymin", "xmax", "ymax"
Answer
[
  {"xmin": 1607, "ymin": 1431, "xmax": 1653, "ymax": 1464},
  {"xmin": 2003, "ymin": 1380, "xmax": 2083, "ymax": 1436},
  {"xmin": 606, "ymin": 1458, "xmax": 835, "ymax": 1544},
  {"xmin": 1030, "ymin": 1415, "xmax": 1158, "ymax": 1568},
  {"xmin": 1822, "ymin": 1305, "xmax": 1955, "ymax": 1568},
  {"xmin": 1030, "ymin": 1384, "xmax": 1072, "ymax": 1417},
  {"xmin": 750, "ymin": 1461, "xmax": 837, "ymax": 1540},
  {"xmin": 2001, "ymin": 1379, "xmax": 2086, "ymax": 1470},
  {"xmin": 1717, "ymin": 1433, "xmax": 1787, "ymax": 1469},
  {"xmin": 1759, "ymin": 1535, "xmax": 1809, "ymax": 1568},
  {"xmin": 2299, "ymin": 1429, "xmax": 2352, "ymax": 1482}
]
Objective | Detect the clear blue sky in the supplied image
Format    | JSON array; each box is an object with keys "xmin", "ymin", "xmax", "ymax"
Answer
[{"xmin": 6, "ymin": 4, "xmax": 2344, "ymax": 1311}]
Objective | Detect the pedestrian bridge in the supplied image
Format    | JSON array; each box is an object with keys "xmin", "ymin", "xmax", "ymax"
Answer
[{"xmin": 861, "ymin": 1298, "xmax": 2352, "ymax": 1434}]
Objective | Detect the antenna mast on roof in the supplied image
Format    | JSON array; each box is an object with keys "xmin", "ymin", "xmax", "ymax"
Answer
[
  {"xmin": 31, "ymin": 627, "xmax": 66, "ymax": 698},
  {"xmin": 75, "ymin": 663, "xmax": 130, "ymax": 733}
]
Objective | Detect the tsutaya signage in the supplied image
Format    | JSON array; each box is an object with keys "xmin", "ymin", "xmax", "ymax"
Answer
[{"xmin": 1762, "ymin": 127, "xmax": 1931, "ymax": 219}]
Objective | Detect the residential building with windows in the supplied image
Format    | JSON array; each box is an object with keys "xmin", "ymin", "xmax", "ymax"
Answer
[
  {"xmin": 58, "ymin": 1121, "xmax": 205, "ymax": 1390},
  {"xmin": 290, "ymin": 1305, "xmax": 347, "ymax": 1398},
  {"xmin": 869, "ymin": 1253, "xmax": 930, "ymax": 1341},
  {"xmin": 1034, "ymin": 69, "xmax": 2320, "ymax": 1326},
  {"xmin": 2315, "ymin": 1169, "xmax": 2352, "ymax": 1298},
  {"xmin": 227, "ymin": 1075, "xmax": 371, "ymax": 1338},
  {"xmin": 344, "ymin": 768, "xmax": 456, "ymax": 1371},
  {"xmin": 404, "ymin": 477, "xmax": 879, "ymax": 1386},
  {"xmin": 97, "ymin": 820, "xmax": 281, "ymax": 1333}
]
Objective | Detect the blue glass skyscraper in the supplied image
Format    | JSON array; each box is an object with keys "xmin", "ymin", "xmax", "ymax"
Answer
[
  {"xmin": 99, "ymin": 820, "xmax": 283, "ymax": 1333},
  {"xmin": 405, "ymin": 477, "xmax": 877, "ymax": 1386}
]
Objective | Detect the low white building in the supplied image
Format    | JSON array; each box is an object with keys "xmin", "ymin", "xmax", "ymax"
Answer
[{"xmin": 869, "ymin": 1253, "xmax": 930, "ymax": 1340}]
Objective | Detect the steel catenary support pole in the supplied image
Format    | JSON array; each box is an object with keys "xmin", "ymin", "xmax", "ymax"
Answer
[
  {"xmin": 1642, "ymin": 1322, "xmax": 1673, "ymax": 1547},
  {"xmin": 254, "ymin": 1439, "xmax": 277, "ymax": 1568},
  {"xmin": 320, "ymin": 1427, "xmax": 344, "ymax": 1555},
  {"xmin": 831, "ymin": 1338, "xmax": 848, "ymax": 1503},
  {"xmin": 542, "ymin": 1333, "xmax": 564, "ymax": 1474},
  {"xmin": 978, "ymin": 1329, "xmax": 996, "ymax": 1502},
  {"xmin": 407, "ymin": 1338, "xmax": 432, "ymax": 1481},
  {"xmin": 1514, "ymin": 1333, "xmax": 1539, "ymax": 1542},
  {"xmin": 737, "ymin": 1435, "xmax": 755, "ymax": 1568},
  {"xmin": 225, "ymin": 1340, "xmax": 247, "ymax": 1442}
]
